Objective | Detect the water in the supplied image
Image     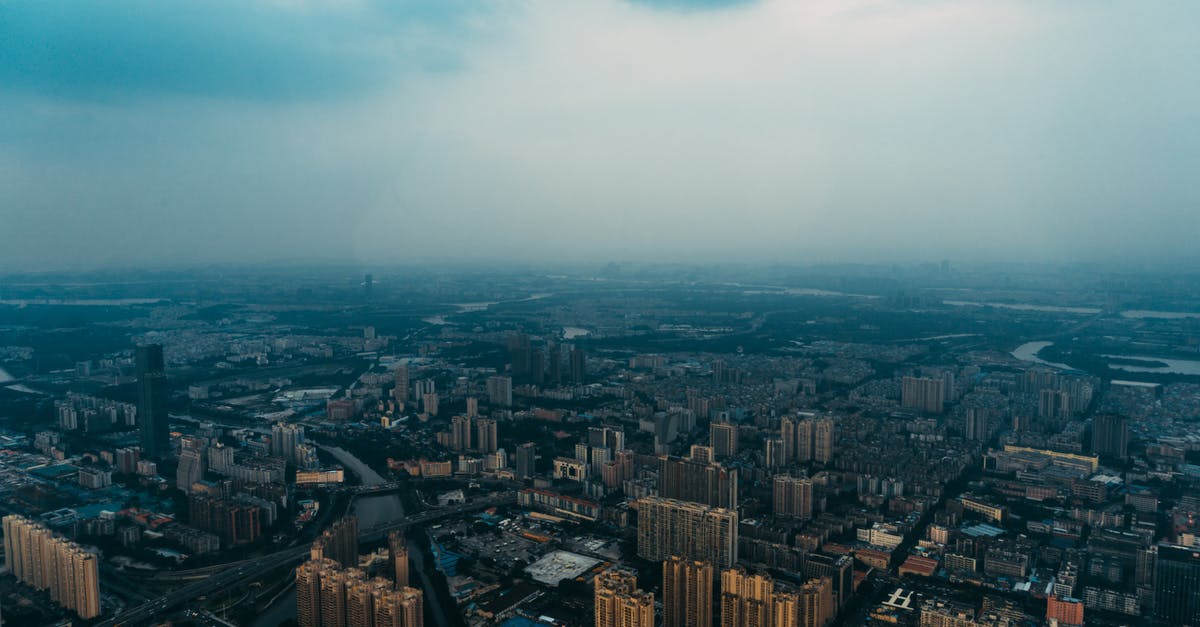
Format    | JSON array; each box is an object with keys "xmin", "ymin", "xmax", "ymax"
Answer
[
  {"xmin": 1120, "ymin": 310, "xmax": 1200, "ymax": 319},
  {"xmin": 1011, "ymin": 341, "xmax": 1073, "ymax": 370},
  {"xmin": 1101, "ymin": 354, "xmax": 1200, "ymax": 376},
  {"xmin": 946, "ymin": 300, "xmax": 1101, "ymax": 315},
  {"xmin": 0, "ymin": 367, "xmax": 13, "ymax": 383},
  {"xmin": 563, "ymin": 326, "xmax": 590, "ymax": 339}
]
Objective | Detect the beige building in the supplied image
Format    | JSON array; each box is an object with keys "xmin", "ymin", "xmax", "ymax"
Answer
[
  {"xmin": 594, "ymin": 568, "xmax": 654, "ymax": 627},
  {"xmin": 663, "ymin": 556, "xmax": 714, "ymax": 627},
  {"xmin": 2, "ymin": 515, "xmax": 101, "ymax": 619}
]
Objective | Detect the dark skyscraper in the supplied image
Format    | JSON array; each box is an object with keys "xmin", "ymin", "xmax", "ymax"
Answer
[
  {"xmin": 569, "ymin": 347, "xmax": 586, "ymax": 383},
  {"xmin": 1091, "ymin": 414, "xmax": 1129, "ymax": 460},
  {"xmin": 1155, "ymin": 544, "xmax": 1200, "ymax": 625},
  {"xmin": 136, "ymin": 344, "xmax": 170, "ymax": 459}
]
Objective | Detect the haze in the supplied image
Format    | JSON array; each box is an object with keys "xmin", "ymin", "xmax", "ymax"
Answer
[{"xmin": 2, "ymin": 0, "xmax": 1198, "ymax": 271}]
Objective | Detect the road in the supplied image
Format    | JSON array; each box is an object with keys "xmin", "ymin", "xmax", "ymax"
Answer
[{"xmin": 97, "ymin": 494, "xmax": 514, "ymax": 627}]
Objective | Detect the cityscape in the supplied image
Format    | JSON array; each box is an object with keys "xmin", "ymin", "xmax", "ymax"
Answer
[
  {"xmin": 3, "ymin": 1, "xmax": 1199, "ymax": 626},
  {"xmin": 0, "ymin": 265, "xmax": 1199, "ymax": 626}
]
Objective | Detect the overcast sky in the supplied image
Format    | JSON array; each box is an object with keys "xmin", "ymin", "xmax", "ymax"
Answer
[{"xmin": 2, "ymin": 0, "xmax": 1197, "ymax": 271}]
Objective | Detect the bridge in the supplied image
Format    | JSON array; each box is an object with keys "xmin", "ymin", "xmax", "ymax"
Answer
[{"xmin": 98, "ymin": 493, "xmax": 515, "ymax": 627}]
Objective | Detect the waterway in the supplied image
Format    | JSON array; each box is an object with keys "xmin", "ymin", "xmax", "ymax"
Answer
[
  {"xmin": 1010, "ymin": 341, "xmax": 1073, "ymax": 370},
  {"xmin": 563, "ymin": 326, "xmax": 591, "ymax": 339}
]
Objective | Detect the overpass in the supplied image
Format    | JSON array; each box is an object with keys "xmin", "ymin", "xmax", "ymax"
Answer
[{"xmin": 98, "ymin": 493, "xmax": 515, "ymax": 627}]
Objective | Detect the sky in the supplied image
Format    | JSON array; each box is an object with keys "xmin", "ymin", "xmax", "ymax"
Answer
[{"xmin": 2, "ymin": 0, "xmax": 1198, "ymax": 271}]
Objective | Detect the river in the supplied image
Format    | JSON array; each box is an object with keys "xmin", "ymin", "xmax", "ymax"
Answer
[{"xmin": 1011, "ymin": 341, "xmax": 1073, "ymax": 370}]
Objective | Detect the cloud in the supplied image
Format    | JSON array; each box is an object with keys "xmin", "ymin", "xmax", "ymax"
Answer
[{"xmin": 1, "ymin": 0, "xmax": 1198, "ymax": 270}]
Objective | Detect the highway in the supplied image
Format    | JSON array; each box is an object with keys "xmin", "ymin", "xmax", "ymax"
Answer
[{"xmin": 98, "ymin": 493, "xmax": 514, "ymax": 627}]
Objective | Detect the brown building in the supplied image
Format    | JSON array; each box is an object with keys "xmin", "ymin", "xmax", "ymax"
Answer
[{"xmin": 663, "ymin": 556, "xmax": 714, "ymax": 627}]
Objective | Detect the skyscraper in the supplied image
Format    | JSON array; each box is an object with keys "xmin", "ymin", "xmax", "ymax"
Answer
[
  {"xmin": 594, "ymin": 568, "xmax": 654, "ymax": 627},
  {"xmin": 901, "ymin": 376, "xmax": 945, "ymax": 414},
  {"xmin": 394, "ymin": 364, "xmax": 410, "ymax": 403},
  {"xmin": 663, "ymin": 556, "xmax": 714, "ymax": 627},
  {"xmin": 297, "ymin": 556, "xmax": 423, "ymax": 627},
  {"xmin": 1091, "ymin": 414, "xmax": 1129, "ymax": 460},
  {"xmin": 3, "ymin": 515, "xmax": 101, "ymax": 619},
  {"xmin": 710, "ymin": 421, "xmax": 738, "ymax": 457},
  {"xmin": 475, "ymin": 418, "xmax": 498, "ymax": 453},
  {"xmin": 516, "ymin": 442, "xmax": 537, "ymax": 479},
  {"xmin": 451, "ymin": 415, "xmax": 473, "ymax": 451},
  {"xmin": 312, "ymin": 516, "xmax": 359, "ymax": 568},
  {"xmin": 781, "ymin": 414, "xmax": 833, "ymax": 464},
  {"xmin": 773, "ymin": 475, "xmax": 814, "ymax": 520},
  {"xmin": 1154, "ymin": 544, "xmax": 1200, "ymax": 625},
  {"xmin": 964, "ymin": 409, "xmax": 989, "ymax": 442},
  {"xmin": 813, "ymin": 418, "xmax": 834, "ymax": 464},
  {"xmin": 637, "ymin": 496, "xmax": 738, "ymax": 568},
  {"xmin": 487, "ymin": 375, "xmax": 513, "ymax": 407},
  {"xmin": 569, "ymin": 347, "xmax": 587, "ymax": 383},
  {"xmin": 658, "ymin": 455, "xmax": 738, "ymax": 509},
  {"xmin": 136, "ymin": 343, "xmax": 170, "ymax": 459},
  {"xmin": 720, "ymin": 567, "xmax": 774, "ymax": 627},
  {"xmin": 389, "ymin": 530, "xmax": 409, "ymax": 589},
  {"xmin": 796, "ymin": 577, "xmax": 834, "ymax": 627}
]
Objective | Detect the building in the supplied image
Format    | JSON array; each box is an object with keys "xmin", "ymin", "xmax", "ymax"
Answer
[
  {"xmin": 422, "ymin": 392, "xmax": 439, "ymax": 417},
  {"xmin": 271, "ymin": 422, "xmax": 306, "ymax": 464},
  {"xmin": 487, "ymin": 375, "xmax": 513, "ymax": 407},
  {"xmin": 1091, "ymin": 414, "xmax": 1129, "ymax": 460},
  {"xmin": 964, "ymin": 409, "xmax": 989, "ymax": 442},
  {"xmin": 516, "ymin": 442, "xmax": 537, "ymax": 479},
  {"xmin": 176, "ymin": 448, "xmax": 206, "ymax": 492},
  {"xmin": 720, "ymin": 567, "xmax": 774, "ymax": 627},
  {"xmin": 1039, "ymin": 388, "xmax": 1073, "ymax": 423},
  {"xmin": 918, "ymin": 599, "xmax": 977, "ymax": 627},
  {"xmin": 637, "ymin": 496, "xmax": 738, "ymax": 568},
  {"xmin": 659, "ymin": 455, "xmax": 738, "ymax": 509},
  {"xmin": 1046, "ymin": 595, "xmax": 1084, "ymax": 626},
  {"xmin": 388, "ymin": 530, "xmax": 409, "ymax": 589},
  {"xmin": 569, "ymin": 347, "xmax": 587, "ymax": 383},
  {"xmin": 297, "ymin": 556, "xmax": 423, "ymax": 627},
  {"xmin": 312, "ymin": 516, "xmax": 359, "ymax": 568},
  {"xmin": 518, "ymin": 488, "xmax": 602, "ymax": 522},
  {"xmin": 394, "ymin": 364, "xmax": 410, "ymax": 402},
  {"xmin": 796, "ymin": 577, "xmax": 834, "ymax": 627},
  {"xmin": 803, "ymin": 553, "xmax": 854, "ymax": 609},
  {"xmin": 902, "ymin": 377, "xmax": 945, "ymax": 414},
  {"xmin": 3, "ymin": 515, "xmax": 101, "ymax": 619},
  {"xmin": 773, "ymin": 475, "xmax": 814, "ymax": 520},
  {"xmin": 1154, "ymin": 544, "xmax": 1200, "ymax": 626},
  {"xmin": 189, "ymin": 495, "xmax": 264, "ymax": 546},
  {"xmin": 136, "ymin": 343, "xmax": 170, "ymax": 458},
  {"xmin": 594, "ymin": 568, "xmax": 654, "ymax": 627},
  {"xmin": 451, "ymin": 415, "xmax": 472, "ymax": 451},
  {"xmin": 663, "ymin": 556, "xmax": 714, "ymax": 627},
  {"xmin": 710, "ymin": 421, "xmax": 738, "ymax": 457},
  {"xmin": 554, "ymin": 457, "xmax": 588, "ymax": 481},
  {"xmin": 781, "ymin": 415, "xmax": 833, "ymax": 464},
  {"xmin": 475, "ymin": 418, "xmax": 498, "ymax": 453}
]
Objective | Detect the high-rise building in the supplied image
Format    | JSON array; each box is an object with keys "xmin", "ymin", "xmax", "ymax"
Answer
[
  {"xmin": 658, "ymin": 455, "xmax": 738, "ymax": 509},
  {"xmin": 136, "ymin": 343, "xmax": 170, "ymax": 459},
  {"xmin": 765, "ymin": 437, "xmax": 785, "ymax": 469},
  {"xmin": 663, "ymin": 557, "xmax": 713, "ymax": 627},
  {"xmin": 394, "ymin": 364, "xmax": 410, "ymax": 402},
  {"xmin": 637, "ymin": 496, "xmax": 738, "ymax": 568},
  {"xmin": 516, "ymin": 442, "xmax": 537, "ymax": 479},
  {"xmin": 451, "ymin": 415, "xmax": 473, "ymax": 451},
  {"xmin": 422, "ymin": 392, "xmax": 439, "ymax": 417},
  {"xmin": 389, "ymin": 530, "xmax": 409, "ymax": 589},
  {"xmin": 297, "ymin": 556, "xmax": 423, "ymax": 627},
  {"xmin": 710, "ymin": 421, "xmax": 738, "ymax": 458},
  {"xmin": 803, "ymin": 553, "xmax": 853, "ymax": 609},
  {"xmin": 465, "ymin": 397, "xmax": 478, "ymax": 418},
  {"xmin": 569, "ymin": 347, "xmax": 587, "ymax": 383},
  {"xmin": 774, "ymin": 475, "xmax": 814, "ymax": 520},
  {"xmin": 796, "ymin": 577, "xmax": 834, "ymax": 627},
  {"xmin": 1155, "ymin": 544, "xmax": 1200, "ymax": 625},
  {"xmin": 1046, "ymin": 595, "xmax": 1084, "ymax": 626},
  {"xmin": 1091, "ymin": 414, "xmax": 1129, "ymax": 460},
  {"xmin": 476, "ymin": 418, "xmax": 498, "ymax": 453},
  {"xmin": 487, "ymin": 375, "xmax": 513, "ymax": 407},
  {"xmin": 3, "ymin": 515, "xmax": 101, "ymax": 619},
  {"xmin": 964, "ymin": 409, "xmax": 989, "ymax": 442},
  {"xmin": 901, "ymin": 377, "xmax": 945, "ymax": 414},
  {"xmin": 272, "ymin": 422, "xmax": 306, "ymax": 465},
  {"xmin": 590, "ymin": 425, "xmax": 626, "ymax": 451},
  {"xmin": 781, "ymin": 415, "xmax": 833, "ymax": 464},
  {"xmin": 1039, "ymin": 388, "xmax": 1072, "ymax": 423},
  {"xmin": 720, "ymin": 567, "xmax": 774, "ymax": 627},
  {"xmin": 546, "ymin": 341, "xmax": 562, "ymax": 384},
  {"xmin": 177, "ymin": 448, "xmax": 206, "ymax": 492},
  {"xmin": 813, "ymin": 418, "xmax": 834, "ymax": 464},
  {"xmin": 312, "ymin": 516, "xmax": 359, "ymax": 568},
  {"xmin": 594, "ymin": 568, "xmax": 654, "ymax": 627}
]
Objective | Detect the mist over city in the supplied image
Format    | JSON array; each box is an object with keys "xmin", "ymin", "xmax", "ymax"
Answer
[{"xmin": 2, "ymin": 2, "xmax": 1200, "ymax": 627}]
